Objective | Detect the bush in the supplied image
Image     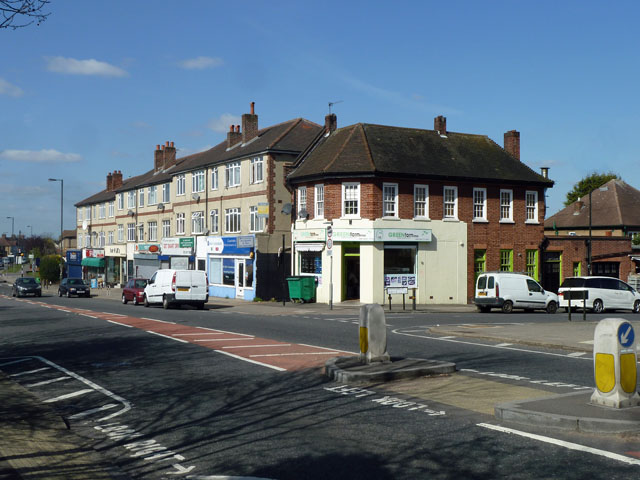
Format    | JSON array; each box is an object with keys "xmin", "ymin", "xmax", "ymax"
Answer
[{"xmin": 39, "ymin": 255, "xmax": 61, "ymax": 284}]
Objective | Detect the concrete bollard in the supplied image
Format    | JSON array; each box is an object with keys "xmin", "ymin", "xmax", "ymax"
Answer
[
  {"xmin": 590, "ymin": 318, "xmax": 640, "ymax": 408},
  {"xmin": 359, "ymin": 304, "xmax": 390, "ymax": 364}
]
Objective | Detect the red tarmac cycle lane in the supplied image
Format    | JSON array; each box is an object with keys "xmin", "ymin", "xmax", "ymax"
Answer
[{"xmin": 12, "ymin": 298, "xmax": 354, "ymax": 372}]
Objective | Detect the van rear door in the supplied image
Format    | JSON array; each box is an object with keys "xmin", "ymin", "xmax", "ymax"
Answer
[{"xmin": 175, "ymin": 270, "xmax": 192, "ymax": 300}]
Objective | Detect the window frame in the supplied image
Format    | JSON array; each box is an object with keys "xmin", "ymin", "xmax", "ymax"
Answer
[
  {"xmin": 211, "ymin": 167, "xmax": 218, "ymax": 191},
  {"xmin": 297, "ymin": 186, "xmax": 307, "ymax": 215},
  {"xmin": 127, "ymin": 191, "xmax": 135, "ymax": 209},
  {"xmin": 315, "ymin": 184, "xmax": 324, "ymax": 219},
  {"xmin": 472, "ymin": 187, "xmax": 487, "ymax": 222},
  {"xmin": 210, "ymin": 209, "xmax": 219, "ymax": 234},
  {"xmin": 117, "ymin": 193, "xmax": 124, "ymax": 211},
  {"xmin": 226, "ymin": 162, "xmax": 241, "ymax": 188},
  {"xmin": 499, "ymin": 249, "xmax": 514, "ymax": 272},
  {"xmin": 192, "ymin": 170, "xmax": 205, "ymax": 193},
  {"xmin": 413, "ymin": 184, "xmax": 429, "ymax": 219},
  {"xmin": 191, "ymin": 211, "xmax": 204, "ymax": 234},
  {"xmin": 138, "ymin": 189, "xmax": 145, "ymax": 208},
  {"xmin": 250, "ymin": 206, "xmax": 265, "ymax": 232},
  {"xmin": 499, "ymin": 189, "xmax": 514, "ymax": 223},
  {"xmin": 162, "ymin": 219, "xmax": 171, "ymax": 238},
  {"xmin": 148, "ymin": 185, "xmax": 157, "ymax": 205},
  {"xmin": 342, "ymin": 182, "xmax": 361, "ymax": 218},
  {"xmin": 382, "ymin": 182, "xmax": 399, "ymax": 218},
  {"xmin": 250, "ymin": 156, "xmax": 264, "ymax": 184},
  {"xmin": 443, "ymin": 186, "xmax": 458, "ymax": 220},
  {"xmin": 225, "ymin": 207, "xmax": 241, "ymax": 233},
  {"xmin": 176, "ymin": 212, "xmax": 185, "ymax": 235},
  {"xmin": 148, "ymin": 221, "xmax": 157, "ymax": 242},
  {"xmin": 162, "ymin": 183, "xmax": 171, "ymax": 203},
  {"xmin": 176, "ymin": 175, "xmax": 186, "ymax": 196},
  {"xmin": 127, "ymin": 223, "xmax": 135, "ymax": 242},
  {"xmin": 525, "ymin": 190, "xmax": 539, "ymax": 224},
  {"xmin": 108, "ymin": 201, "xmax": 114, "ymax": 218},
  {"xmin": 117, "ymin": 224, "xmax": 124, "ymax": 243}
]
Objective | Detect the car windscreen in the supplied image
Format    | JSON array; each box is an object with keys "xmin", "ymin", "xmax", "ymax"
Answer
[
  {"xmin": 68, "ymin": 279, "xmax": 84, "ymax": 285},
  {"xmin": 560, "ymin": 278, "xmax": 586, "ymax": 288},
  {"xmin": 18, "ymin": 278, "xmax": 37, "ymax": 284},
  {"xmin": 135, "ymin": 280, "xmax": 147, "ymax": 288}
]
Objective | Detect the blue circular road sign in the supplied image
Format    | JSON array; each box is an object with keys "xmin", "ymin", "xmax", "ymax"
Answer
[{"xmin": 618, "ymin": 322, "xmax": 635, "ymax": 348}]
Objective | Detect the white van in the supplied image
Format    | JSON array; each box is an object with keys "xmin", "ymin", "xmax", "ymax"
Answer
[
  {"xmin": 475, "ymin": 272, "xmax": 558, "ymax": 314},
  {"xmin": 143, "ymin": 269, "xmax": 208, "ymax": 309},
  {"xmin": 558, "ymin": 276, "xmax": 640, "ymax": 313}
]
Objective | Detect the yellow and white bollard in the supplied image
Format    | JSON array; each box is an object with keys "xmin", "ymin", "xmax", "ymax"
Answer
[
  {"xmin": 590, "ymin": 318, "xmax": 640, "ymax": 408},
  {"xmin": 359, "ymin": 304, "xmax": 390, "ymax": 364}
]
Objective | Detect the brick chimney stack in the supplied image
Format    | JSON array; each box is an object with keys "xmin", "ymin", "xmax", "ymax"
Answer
[
  {"xmin": 154, "ymin": 144, "xmax": 163, "ymax": 171},
  {"xmin": 504, "ymin": 130, "xmax": 520, "ymax": 161},
  {"xmin": 434, "ymin": 115, "xmax": 446, "ymax": 135},
  {"xmin": 325, "ymin": 113, "xmax": 337, "ymax": 133},
  {"xmin": 106, "ymin": 172, "xmax": 113, "ymax": 191},
  {"xmin": 112, "ymin": 170, "xmax": 123, "ymax": 190},
  {"xmin": 227, "ymin": 124, "xmax": 242, "ymax": 148},
  {"xmin": 242, "ymin": 101, "xmax": 258, "ymax": 144},
  {"xmin": 163, "ymin": 141, "xmax": 176, "ymax": 168}
]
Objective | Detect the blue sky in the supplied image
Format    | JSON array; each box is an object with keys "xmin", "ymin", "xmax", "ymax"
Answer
[{"xmin": 1, "ymin": 1, "xmax": 639, "ymax": 237}]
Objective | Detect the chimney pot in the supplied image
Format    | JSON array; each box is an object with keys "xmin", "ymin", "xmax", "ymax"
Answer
[
  {"xmin": 236, "ymin": 125, "xmax": 240, "ymax": 133},
  {"xmin": 230, "ymin": 125, "xmax": 234, "ymax": 132},
  {"xmin": 156, "ymin": 144, "xmax": 160, "ymax": 151},
  {"xmin": 250, "ymin": 101, "xmax": 255, "ymax": 115},
  {"xmin": 227, "ymin": 124, "xmax": 242, "ymax": 148},
  {"xmin": 170, "ymin": 141, "xmax": 174, "ymax": 148},
  {"xmin": 242, "ymin": 104, "xmax": 258, "ymax": 143},
  {"xmin": 165, "ymin": 141, "xmax": 170, "ymax": 147},
  {"xmin": 541, "ymin": 167, "xmax": 549, "ymax": 179}
]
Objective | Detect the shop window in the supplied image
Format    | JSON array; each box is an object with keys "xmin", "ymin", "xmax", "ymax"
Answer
[
  {"xmin": 300, "ymin": 251, "xmax": 322, "ymax": 275},
  {"xmin": 573, "ymin": 262, "xmax": 581, "ymax": 277},
  {"xmin": 245, "ymin": 259, "xmax": 254, "ymax": 288},
  {"xmin": 384, "ymin": 246, "xmax": 417, "ymax": 289},
  {"xmin": 593, "ymin": 262, "xmax": 620, "ymax": 278},
  {"xmin": 223, "ymin": 258, "xmax": 235, "ymax": 285},
  {"xmin": 210, "ymin": 258, "xmax": 222, "ymax": 284},
  {"xmin": 474, "ymin": 249, "xmax": 486, "ymax": 279}
]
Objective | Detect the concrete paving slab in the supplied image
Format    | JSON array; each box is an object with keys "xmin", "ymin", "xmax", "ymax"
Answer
[{"xmin": 325, "ymin": 356, "xmax": 456, "ymax": 384}]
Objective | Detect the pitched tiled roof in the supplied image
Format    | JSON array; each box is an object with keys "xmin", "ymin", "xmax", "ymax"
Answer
[
  {"xmin": 545, "ymin": 179, "xmax": 640, "ymax": 229},
  {"xmin": 75, "ymin": 118, "xmax": 321, "ymax": 207},
  {"xmin": 288, "ymin": 123, "xmax": 553, "ymax": 186},
  {"xmin": 174, "ymin": 118, "xmax": 322, "ymax": 173}
]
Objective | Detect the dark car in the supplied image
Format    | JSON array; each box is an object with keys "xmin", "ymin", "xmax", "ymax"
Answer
[
  {"xmin": 122, "ymin": 278, "xmax": 148, "ymax": 305},
  {"xmin": 58, "ymin": 278, "xmax": 91, "ymax": 298},
  {"xmin": 12, "ymin": 277, "xmax": 42, "ymax": 298}
]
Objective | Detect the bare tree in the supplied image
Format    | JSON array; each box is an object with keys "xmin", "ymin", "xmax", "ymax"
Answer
[{"xmin": 1, "ymin": 0, "xmax": 50, "ymax": 29}]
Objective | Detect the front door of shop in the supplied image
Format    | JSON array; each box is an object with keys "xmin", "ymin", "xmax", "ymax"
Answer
[
  {"xmin": 542, "ymin": 251, "xmax": 562, "ymax": 293},
  {"xmin": 343, "ymin": 245, "xmax": 360, "ymax": 300},
  {"xmin": 236, "ymin": 260, "xmax": 245, "ymax": 297}
]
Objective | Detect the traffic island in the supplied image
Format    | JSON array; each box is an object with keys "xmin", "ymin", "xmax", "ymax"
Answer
[{"xmin": 325, "ymin": 356, "xmax": 456, "ymax": 384}]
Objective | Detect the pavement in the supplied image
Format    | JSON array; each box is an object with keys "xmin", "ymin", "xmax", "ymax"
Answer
[{"xmin": 1, "ymin": 273, "xmax": 640, "ymax": 477}]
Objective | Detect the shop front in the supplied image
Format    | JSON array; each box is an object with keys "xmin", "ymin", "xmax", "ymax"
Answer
[
  {"xmin": 105, "ymin": 245, "xmax": 126, "ymax": 286},
  {"xmin": 206, "ymin": 235, "xmax": 255, "ymax": 300},
  {"xmin": 133, "ymin": 243, "xmax": 161, "ymax": 280},
  {"xmin": 160, "ymin": 237, "xmax": 195, "ymax": 270},
  {"xmin": 82, "ymin": 248, "xmax": 105, "ymax": 287}
]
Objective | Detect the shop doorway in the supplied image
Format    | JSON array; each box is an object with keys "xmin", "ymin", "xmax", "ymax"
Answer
[
  {"xmin": 343, "ymin": 245, "xmax": 360, "ymax": 300},
  {"xmin": 236, "ymin": 260, "xmax": 245, "ymax": 297},
  {"xmin": 542, "ymin": 251, "xmax": 562, "ymax": 293}
]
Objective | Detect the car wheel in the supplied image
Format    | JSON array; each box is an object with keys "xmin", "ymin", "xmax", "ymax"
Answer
[
  {"xmin": 197, "ymin": 302, "xmax": 205, "ymax": 310},
  {"xmin": 133, "ymin": 296, "xmax": 139, "ymax": 306},
  {"xmin": 501, "ymin": 300, "xmax": 513, "ymax": 314},
  {"xmin": 633, "ymin": 300, "xmax": 640, "ymax": 314},
  {"xmin": 38, "ymin": 293, "xmax": 41, "ymax": 297},
  {"xmin": 144, "ymin": 295, "xmax": 150, "ymax": 307},
  {"xmin": 592, "ymin": 299, "xmax": 604, "ymax": 313},
  {"xmin": 122, "ymin": 294, "xmax": 128, "ymax": 304},
  {"xmin": 58, "ymin": 290, "xmax": 62, "ymax": 297},
  {"xmin": 66, "ymin": 291, "xmax": 71, "ymax": 298},
  {"xmin": 546, "ymin": 301, "xmax": 558, "ymax": 314},
  {"xmin": 12, "ymin": 291, "xmax": 15, "ymax": 297},
  {"xmin": 162, "ymin": 296, "xmax": 170, "ymax": 310},
  {"xmin": 477, "ymin": 306, "xmax": 490, "ymax": 313}
]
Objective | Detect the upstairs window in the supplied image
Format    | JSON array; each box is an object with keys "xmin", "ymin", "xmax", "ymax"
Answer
[
  {"xmin": 162, "ymin": 183, "xmax": 171, "ymax": 203},
  {"xmin": 250, "ymin": 157, "xmax": 264, "ymax": 184},
  {"xmin": 127, "ymin": 191, "xmax": 135, "ymax": 209},
  {"xmin": 225, "ymin": 208, "xmax": 241, "ymax": 233},
  {"xmin": 342, "ymin": 182, "xmax": 360, "ymax": 218},
  {"xmin": 192, "ymin": 170, "xmax": 205, "ymax": 193},
  {"xmin": 250, "ymin": 206, "xmax": 265, "ymax": 232},
  {"xmin": 414, "ymin": 185, "xmax": 429, "ymax": 219},
  {"xmin": 176, "ymin": 175, "xmax": 186, "ymax": 196},
  {"xmin": 297, "ymin": 187, "xmax": 307, "ymax": 216},
  {"xmin": 117, "ymin": 193, "xmax": 124, "ymax": 211},
  {"xmin": 443, "ymin": 186, "xmax": 458, "ymax": 220},
  {"xmin": 315, "ymin": 184, "xmax": 324, "ymax": 218},
  {"xmin": 138, "ymin": 189, "xmax": 145, "ymax": 208},
  {"xmin": 148, "ymin": 185, "xmax": 157, "ymax": 205},
  {"xmin": 226, "ymin": 162, "xmax": 241, "ymax": 188},
  {"xmin": 383, "ymin": 183, "xmax": 398, "ymax": 218},
  {"xmin": 211, "ymin": 168, "xmax": 218, "ymax": 191},
  {"xmin": 108, "ymin": 201, "xmax": 114, "ymax": 218},
  {"xmin": 473, "ymin": 188, "xmax": 487, "ymax": 221},
  {"xmin": 526, "ymin": 191, "xmax": 538, "ymax": 223},
  {"xmin": 162, "ymin": 219, "xmax": 171, "ymax": 238},
  {"xmin": 210, "ymin": 209, "xmax": 219, "ymax": 234},
  {"xmin": 500, "ymin": 189, "xmax": 513, "ymax": 222},
  {"xmin": 176, "ymin": 213, "xmax": 185, "ymax": 235},
  {"xmin": 191, "ymin": 211, "xmax": 204, "ymax": 234}
]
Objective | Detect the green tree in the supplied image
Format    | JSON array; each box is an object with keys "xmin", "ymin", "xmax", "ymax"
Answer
[
  {"xmin": 564, "ymin": 172, "xmax": 620, "ymax": 206},
  {"xmin": 39, "ymin": 255, "xmax": 60, "ymax": 284}
]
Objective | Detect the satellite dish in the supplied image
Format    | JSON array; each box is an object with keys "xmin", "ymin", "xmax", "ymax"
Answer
[
  {"xmin": 281, "ymin": 203, "xmax": 292, "ymax": 215},
  {"xmin": 298, "ymin": 209, "xmax": 309, "ymax": 219}
]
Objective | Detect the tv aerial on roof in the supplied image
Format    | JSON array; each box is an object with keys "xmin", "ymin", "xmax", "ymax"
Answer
[{"xmin": 328, "ymin": 100, "xmax": 343, "ymax": 114}]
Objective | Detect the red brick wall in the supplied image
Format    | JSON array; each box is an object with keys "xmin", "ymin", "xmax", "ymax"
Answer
[{"xmin": 295, "ymin": 178, "xmax": 547, "ymax": 303}]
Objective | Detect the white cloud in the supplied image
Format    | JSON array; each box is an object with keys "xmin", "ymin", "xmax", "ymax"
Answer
[
  {"xmin": 0, "ymin": 77, "xmax": 24, "ymax": 97},
  {"xmin": 208, "ymin": 113, "xmax": 241, "ymax": 133},
  {"xmin": 45, "ymin": 56, "xmax": 128, "ymax": 77},
  {"xmin": 179, "ymin": 56, "xmax": 223, "ymax": 70},
  {"xmin": 0, "ymin": 149, "xmax": 83, "ymax": 163}
]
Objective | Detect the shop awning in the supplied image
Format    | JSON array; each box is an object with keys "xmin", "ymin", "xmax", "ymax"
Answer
[
  {"xmin": 295, "ymin": 243, "xmax": 324, "ymax": 252},
  {"xmin": 81, "ymin": 257, "xmax": 105, "ymax": 268}
]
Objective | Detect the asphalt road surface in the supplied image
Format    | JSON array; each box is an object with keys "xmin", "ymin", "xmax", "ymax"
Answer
[{"xmin": 0, "ymin": 285, "xmax": 639, "ymax": 479}]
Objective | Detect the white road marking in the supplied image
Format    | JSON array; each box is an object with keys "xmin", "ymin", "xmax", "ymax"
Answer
[
  {"xmin": 393, "ymin": 329, "xmax": 592, "ymax": 361},
  {"xmin": 0, "ymin": 358, "xmax": 32, "ymax": 367},
  {"xmin": 298, "ymin": 343, "xmax": 358, "ymax": 354},
  {"xmin": 59, "ymin": 309, "xmax": 71, "ymax": 313},
  {"xmin": 9, "ymin": 367, "xmax": 51, "ymax": 376},
  {"xmin": 44, "ymin": 388, "xmax": 94, "ymax": 403},
  {"xmin": 197, "ymin": 327, "xmax": 253, "ymax": 337},
  {"xmin": 568, "ymin": 352, "xmax": 587, "ymax": 357},
  {"xmin": 69, "ymin": 403, "xmax": 118, "ymax": 420},
  {"xmin": 580, "ymin": 340, "xmax": 595, "ymax": 345},
  {"xmin": 439, "ymin": 335, "xmax": 456, "ymax": 339},
  {"xmin": 477, "ymin": 423, "xmax": 640, "ymax": 466},
  {"xmin": 495, "ymin": 343, "xmax": 512, "ymax": 347},
  {"xmin": 213, "ymin": 350, "xmax": 286, "ymax": 372},
  {"xmin": 142, "ymin": 317, "xmax": 176, "ymax": 324},
  {"xmin": 173, "ymin": 332, "xmax": 224, "ymax": 336},
  {"xmin": 250, "ymin": 352, "xmax": 339, "ymax": 357},
  {"xmin": 222, "ymin": 344, "xmax": 291, "ymax": 349},
  {"xmin": 194, "ymin": 338, "xmax": 256, "ymax": 342},
  {"xmin": 102, "ymin": 312, "xmax": 126, "ymax": 316},
  {"xmin": 147, "ymin": 331, "xmax": 188, "ymax": 343},
  {"xmin": 80, "ymin": 314, "xmax": 97, "ymax": 318},
  {"xmin": 108, "ymin": 320, "xmax": 134, "ymax": 328},
  {"xmin": 26, "ymin": 376, "xmax": 71, "ymax": 387}
]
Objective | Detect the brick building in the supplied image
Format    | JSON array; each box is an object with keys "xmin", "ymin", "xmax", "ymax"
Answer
[
  {"xmin": 543, "ymin": 179, "xmax": 640, "ymax": 291},
  {"xmin": 288, "ymin": 115, "xmax": 553, "ymax": 305}
]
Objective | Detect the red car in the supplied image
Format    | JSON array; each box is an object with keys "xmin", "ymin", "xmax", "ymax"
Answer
[{"xmin": 122, "ymin": 278, "xmax": 148, "ymax": 305}]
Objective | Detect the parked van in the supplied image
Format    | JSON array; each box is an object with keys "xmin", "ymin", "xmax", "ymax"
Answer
[
  {"xmin": 143, "ymin": 269, "xmax": 208, "ymax": 309},
  {"xmin": 475, "ymin": 272, "xmax": 558, "ymax": 313},
  {"xmin": 558, "ymin": 276, "xmax": 640, "ymax": 313}
]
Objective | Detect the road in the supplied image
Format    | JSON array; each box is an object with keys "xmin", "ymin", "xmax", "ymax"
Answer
[{"xmin": 0, "ymin": 284, "xmax": 639, "ymax": 479}]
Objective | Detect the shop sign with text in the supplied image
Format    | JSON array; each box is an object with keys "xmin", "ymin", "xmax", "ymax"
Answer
[
  {"xmin": 134, "ymin": 244, "xmax": 160, "ymax": 255},
  {"xmin": 85, "ymin": 248, "xmax": 105, "ymax": 258},
  {"xmin": 384, "ymin": 274, "xmax": 417, "ymax": 288},
  {"xmin": 293, "ymin": 229, "xmax": 326, "ymax": 242},
  {"xmin": 161, "ymin": 237, "xmax": 194, "ymax": 256},
  {"xmin": 105, "ymin": 246, "xmax": 127, "ymax": 257}
]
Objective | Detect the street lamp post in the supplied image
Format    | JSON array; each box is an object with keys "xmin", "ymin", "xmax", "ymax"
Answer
[
  {"xmin": 48, "ymin": 178, "xmax": 64, "ymax": 279},
  {"xmin": 26, "ymin": 225, "xmax": 33, "ymax": 237},
  {"xmin": 6, "ymin": 216, "xmax": 14, "ymax": 237}
]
